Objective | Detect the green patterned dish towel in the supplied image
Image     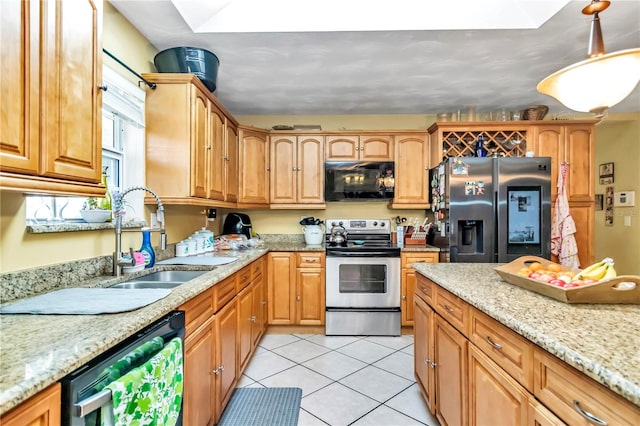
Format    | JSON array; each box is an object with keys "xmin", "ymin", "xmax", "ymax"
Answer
[{"xmin": 103, "ymin": 337, "xmax": 183, "ymax": 426}]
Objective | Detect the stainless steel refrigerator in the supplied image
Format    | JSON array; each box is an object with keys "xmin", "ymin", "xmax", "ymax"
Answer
[{"xmin": 430, "ymin": 157, "xmax": 551, "ymax": 263}]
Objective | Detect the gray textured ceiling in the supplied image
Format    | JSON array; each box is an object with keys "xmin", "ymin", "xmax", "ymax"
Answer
[{"xmin": 111, "ymin": 0, "xmax": 640, "ymax": 117}]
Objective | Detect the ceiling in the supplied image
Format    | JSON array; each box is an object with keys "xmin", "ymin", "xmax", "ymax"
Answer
[{"xmin": 110, "ymin": 0, "xmax": 640, "ymax": 117}]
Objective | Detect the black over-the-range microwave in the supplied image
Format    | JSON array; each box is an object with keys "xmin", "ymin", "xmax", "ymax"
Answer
[{"xmin": 325, "ymin": 161, "xmax": 395, "ymax": 201}]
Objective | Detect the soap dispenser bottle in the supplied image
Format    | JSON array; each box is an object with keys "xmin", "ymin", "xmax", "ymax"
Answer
[{"xmin": 139, "ymin": 227, "xmax": 155, "ymax": 268}]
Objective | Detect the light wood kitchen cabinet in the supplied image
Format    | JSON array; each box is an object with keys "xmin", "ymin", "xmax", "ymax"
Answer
[
  {"xmin": 414, "ymin": 296, "xmax": 436, "ymax": 415},
  {"xmin": 415, "ymin": 273, "xmax": 640, "ymax": 426},
  {"xmin": 237, "ymin": 261, "xmax": 267, "ymax": 374},
  {"xmin": 214, "ymin": 298, "xmax": 238, "ymax": 422},
  {"xmin": 401, "ymin": 252, "xmax": 438, "ymax": 326},
  {"xmin": 534, "ymin": 348, "xmax": 640, "ymax": 426},
  {"xmin": 1, "ymin": 0, "xmax": 104, "ymax": 197},
  {"xmin": 183, "ymin": 315, "xmax": 215, "ymax": 426},
  {"xmin": 270, "ymin": 134, "xmax": 325, "ymax": 208},
  {"xmin": 390, "ymin": 133, "xmax": 430, "ymax": 208},
  {"xmin": 325, "ymin": 134, "xmax": 393, "ymax": 161},
  {"xmin": 0, "ymin": 382, "xmax": 60, "ymax": 426},
  {"xmin": 267, "ymin": 252, "xmax": 325, "ymax": 325},
  {"xmin": 238, "ymin": 126, "xmax": 270, "ymax": 207},
  {"xmin": 143, "ymin": 73, "xmax": 239, "ymax": 206},
  {"xmin": 468, "ymin": 344, "xmax": 530, "ymax": 426},
  {"xmin": 434, "ymin": 314, "xmax": 468, "ymax": 426}
]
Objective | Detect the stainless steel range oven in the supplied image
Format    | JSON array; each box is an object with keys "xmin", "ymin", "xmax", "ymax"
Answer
[{"xmin": 325, "ymin": 218, "xmax": 401, "ymax": 336}]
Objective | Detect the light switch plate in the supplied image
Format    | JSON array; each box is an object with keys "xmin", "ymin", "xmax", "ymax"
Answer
[
  {"xmin": 614, "ymin": 191, "xmax": 635, "ymax": 207},
  {"xmin": 624, "ymin": 215, "xmax": 632, "ymax": 227}
]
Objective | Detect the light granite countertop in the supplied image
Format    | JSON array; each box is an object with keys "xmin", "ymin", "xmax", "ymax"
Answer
[
  {"xmin": 413, "ymin": 262, "xmax": 640, "ymax": 407},
  {"xmin": 0, "ymin": 241, "xmax": 322, "ymax": 415}
]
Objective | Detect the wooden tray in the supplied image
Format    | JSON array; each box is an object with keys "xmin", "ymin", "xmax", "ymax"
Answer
[{"xmin": 494, "ymin": 256, "xmax": 640, "ymax": 304}]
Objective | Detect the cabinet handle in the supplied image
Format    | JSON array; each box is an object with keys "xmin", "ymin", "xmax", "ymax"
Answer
[
  {"xmin": 443, "ymin": 304, "xmax": 454, "ymax": 313},
  {"xmin": 98, "ymin": 84, "xmax": 108, "ymax": 91},
  {"xmin": 207, "ymin": 145, "xmax": 212, "ymax": 150},
  {"xmin": 420, "ymin": 286, "xmax": 427, "ymax": 292},
  {"xmin": 242, "ymin": 274, "xmax": 249, "ymax": 281},
  {"xmin": 250, "ymin": 316, "xmax": 257, "ymax": 322},
  {"xmin": 261, "ymin": 300, "xmax": 267, "ymax": 305},
  {"xmin": 213, "ymin": 365, "xmax": 225, "ymax": 375},
  {"xmin": 430, "ymin": 361, "xmax": 437, "ymax": 368},
  {"xmin": 573, "ymin": 401, "xmax": 607, "ymax": 426},
  {"xmin": 424, "ymin": 358, "xmax": 431, "ymax": 365},
  {"xmin": 305, "ymin": 258, "xmax": 317, "ymax": 263},
  {"xmin": 402, "ymin": 295, "xmax": 406, "ymax": 300},
  {"xmin": 485, "ymin": 336, "xmax": 503, "ymax": 350},
  {"xmin": 296, "ymin": 295, "xmax": 301, "ymax": 301},
  {"xmin": 292, "ymin": 167, "xmax": 296, "ymax": 171}
]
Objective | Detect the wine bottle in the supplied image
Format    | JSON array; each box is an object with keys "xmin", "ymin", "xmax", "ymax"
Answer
[{"xmin": 475, "ymin": 134, "xmax": 487, "ymax": 157}]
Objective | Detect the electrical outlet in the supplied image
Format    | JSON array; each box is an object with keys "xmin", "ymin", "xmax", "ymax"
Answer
[{"xmin": 150, "ymin": 213, "xmax": 159, "ymax": 228}]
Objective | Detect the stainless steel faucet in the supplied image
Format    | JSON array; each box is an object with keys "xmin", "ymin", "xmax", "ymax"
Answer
[{"xmin": 112, "ymin": 186, "xmax": 167, "ymax": 276}]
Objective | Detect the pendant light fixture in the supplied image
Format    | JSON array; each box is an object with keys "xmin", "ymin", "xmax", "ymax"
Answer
[{"xmin": 537, "ymin": 1, "xmax": 640, "ymax": 117}]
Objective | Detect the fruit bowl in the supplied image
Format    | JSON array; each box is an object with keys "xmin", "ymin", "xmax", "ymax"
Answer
[
  {"xmin": 495, "ymin": 256, "xmax": 640, "ymax": 304},
  {"xmin": 80, "ymin": 209, "xmax": 111, "ymax": 223}
]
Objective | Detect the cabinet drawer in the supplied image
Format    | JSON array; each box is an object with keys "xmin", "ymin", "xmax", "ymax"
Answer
[
  {"xmin": 296, "ymin": 252, "xmax": 325, "ymax": 268},
  {"xmin": 470, "ymin": 308, "xmax": 534, "ymax": 391},
  {"xmin": 236, "ymin": 265, "xmax": 253, "ymax": 291},
  {"xmin": 415, "ymin": 274, "xmax": 435, "ymax": 305},
  {"xmin": 180, "ymin": 287, "xmax": 214, "ymax": 337},
  {"xmin": 434, "ymin": 286, "xmax": 469, "ymax": 336},
  {"xmin": 534, "ymin": 348, "xmax": 640, "ymax": 425},
  {"xmin": 213, "ymin": 275, "xmax": 237, "ymax": 312},
  {"xmin": 402, "ymin": 253, "xmax": 438, "ymax": 269},
  {"xmin": 251, "ymin": 256, "xmax": 265, "ymax": 278}
]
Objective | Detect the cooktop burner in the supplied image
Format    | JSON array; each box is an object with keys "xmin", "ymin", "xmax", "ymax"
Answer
[{"xmin": 325, "ymin": 219, "xmax": 396, "ymax": 253}]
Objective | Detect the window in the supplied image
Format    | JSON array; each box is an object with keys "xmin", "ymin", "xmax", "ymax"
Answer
[{"xmin": 26, "ymin": 67, "xmax": 146, "ymax": 226}]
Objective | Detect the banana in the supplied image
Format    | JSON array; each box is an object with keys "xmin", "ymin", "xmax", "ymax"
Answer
[
  {"xmin": 579, "ymin": 260, "xmax": 606, "ymax": 276},
  {"xmin": 602, "ymin": 264, "xmax": 617, "ymax": 280},
  {"xmin": 578, "ymin": 263, "xmax": 609, "ymax": 280}
]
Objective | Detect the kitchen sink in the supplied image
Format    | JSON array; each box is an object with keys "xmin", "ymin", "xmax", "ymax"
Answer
[{"xmin": 110, "ymin": 270, "xmax": 208, "ymax": 289}]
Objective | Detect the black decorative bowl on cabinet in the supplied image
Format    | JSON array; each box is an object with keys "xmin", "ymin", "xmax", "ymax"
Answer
[{"xmin": 154, "ymin": 47, "xmax": 219, "ymax": 92}]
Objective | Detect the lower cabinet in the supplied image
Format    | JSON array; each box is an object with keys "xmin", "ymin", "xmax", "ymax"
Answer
[
  {"xmin": 0, "ymin": 383, "xmax": 61, "ymax": 426},
  {"xmin": 181, "ymin": 256, "xmax": 267, "ymax": 426},
  {"xmin": 401, "ymin": 252, "xmax": 438, "ymax": 326},
  {"xmin": 414, "ymin": 274, "xmax": 640, "ymax": 426},
  {"xmin": 267, "ymin": 252, "xmax": 325, "ymax": 325}
]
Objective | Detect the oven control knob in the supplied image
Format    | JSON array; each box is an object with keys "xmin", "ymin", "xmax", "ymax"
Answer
[
  {"xmin": 373, "ymin": 221, "xmax": 378, "ymax": 226},
  {"xmin": 338, "ymin": 221, "xmax": 343, "ymax": 226},
  {"xmin": 380, "ymin": 222, "xmax": 385, "ymax": 227}
]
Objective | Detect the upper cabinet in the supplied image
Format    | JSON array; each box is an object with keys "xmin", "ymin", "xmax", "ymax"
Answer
[
  {"xmin": 1, "ymin": 0, "xmax": 104, "ymax": 196},
  {"xmin": 143, "ymin": 73, "xmax": 239, "ymax": 207},
  {"xmin": 390, "ymin": 133, "xmax": 430, "ymax": 208},
  {"xmin": 325, "ymin": 134, "xmax": 393, "ymax": 161},
  {"xmin": 270, "ymin": 134, "xmax": 325, "ymax": 208},
  {"xmin": 238, "ymin": 126, "xmax": 269, "ymax": 207}
]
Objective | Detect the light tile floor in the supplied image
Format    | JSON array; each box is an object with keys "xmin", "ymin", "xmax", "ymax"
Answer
[{"xmin": 238, "ymin": 332, "xmax": 441, "ymax": 426}]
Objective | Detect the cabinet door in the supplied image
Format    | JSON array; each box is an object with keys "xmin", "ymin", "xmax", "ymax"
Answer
[
  {"xmin": 532, "ymin": 125, "xmax": 565, "ymax": 201},
  {"xmin": 0, "ymin": 0, "xmax": 39, "ymax": 174},
  {"xmin": 214, "ymin": 300, "xmax": 238, "ymax": 423},
  {"xmin": 208, "ymin": 104, "xmax": 226, "ymax": 200},
  {"xmin": 468, "ymin": 344, "xmax": 530, "ymax": 426},
  {"xmin": 434, "ymin": 315, "xmax": 467, "ymax": 426},
  {"xmin": 528, "ymin": 399, "xmax": 566, "ymax": 426},
  {"xmin": 251, "ymin": 275, "xmax": 267, "ymax": 347},
  {"xmin": 360, "ymin": 135, "xmax": 393, "ymax": 161},
  {"xmin": 565, "ymin": 125, "xmax": 594, "ymax": 203},
  {"xmin": 237, "ymin": 285, "xmax": 254, "ymax": 374},
  {"xmin": 270, "ymin": 136, "xmax": 297, "ymax": 204},
  {"xmin": 0, "ymin": 383, "xmax": 61, "ymax": 426},
  {"xmin": 297, "ymin": 135, "xmax": 324, "ymax": 204},
  {"xmin": 225, "ymin": 122, "xmax": 238, "ymax": 203},
  {"xmin": 325, "ymin": 135, "xmax": 359, "ymax": 160},
  {"xmin": 238, "ymin": 128, "xmax": 269, "ymax": 205},
  {"xmin": 190, "ymin": 88, "xmax": 208, "ymax": 198},
  {"xmin": 183, "ymin": 318, "xmax": 215, "ymax": 426},
  {"xmin": 40, "ymin": 0, "xmax": 101, "ymax": 182},
  {"xmin": 296, "ymin": 268, "xmax": 325, "ymax": 325},
  {"xmin": 393, "ymin": 135, "xmax": 429, "ymax": 206},
  {"xmin": 414, "ymin": 296, "xmax": 435, "ymax": 415},
  {"xmin": 267, "ymin": 253, "xmax": 296, "ymax": 324},
  {"xmin": 402, "ymin": 269, "xmax": 416, "ymax": 325},
  {"xmin": 569, "ymin": 204, "xmax": 594, "ymax": 267}
]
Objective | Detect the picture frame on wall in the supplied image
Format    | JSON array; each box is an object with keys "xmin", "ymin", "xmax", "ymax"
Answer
[{"xmin": 599, "ymin": 162, "xmax": 614, "ymax": 184}]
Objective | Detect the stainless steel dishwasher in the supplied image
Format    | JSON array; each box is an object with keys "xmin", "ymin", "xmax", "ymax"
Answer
[{"xmin": 60, "ymin": 310, "xmax": 185, "ymax": 425}]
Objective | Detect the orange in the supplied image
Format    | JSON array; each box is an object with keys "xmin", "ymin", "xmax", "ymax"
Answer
[
  {"xmin": 528, "ymin": 262, "xmax": 543, "ymax": 272},
  {"xmin": 547, "ymin": 263, "xmax": 562, "ymax": 273}
]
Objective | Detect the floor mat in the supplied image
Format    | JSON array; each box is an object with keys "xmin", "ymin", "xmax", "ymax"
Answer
[{"xmin": 217, "ymin": 387, "xmax": 302, "ymax": 426}]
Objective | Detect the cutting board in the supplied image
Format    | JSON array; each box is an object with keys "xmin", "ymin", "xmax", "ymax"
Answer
[
  {"xmin": 0, "ymin": 288, "xmax": 171, "ymax": 315},
  {"xmin": 157, "ymin": 256, "xmax": 238, "ymax": 266}
]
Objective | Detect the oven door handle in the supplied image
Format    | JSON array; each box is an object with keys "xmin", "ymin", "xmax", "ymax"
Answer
[
  {"xmin": 326, "ymin": 251, "xmax": 397, "ymax": 257},
  {"xmin": 74, "ymin": 389, "xmax": 112, "ymax": 418}
]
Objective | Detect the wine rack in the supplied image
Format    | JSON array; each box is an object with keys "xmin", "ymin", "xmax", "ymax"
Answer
[{"xmin": 441, "ymin": 129, "xmax": 527, "ymax": 158}]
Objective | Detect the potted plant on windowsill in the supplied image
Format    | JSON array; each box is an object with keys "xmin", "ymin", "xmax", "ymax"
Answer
[{"xmin": 80, "ymin": 198, "xmax": 112, "ymax": 223}]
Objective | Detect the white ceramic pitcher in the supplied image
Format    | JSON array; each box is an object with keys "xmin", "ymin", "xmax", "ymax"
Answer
[{"xmin": 302, "ymin": 224, "xmax": 324, "ymax": 245}]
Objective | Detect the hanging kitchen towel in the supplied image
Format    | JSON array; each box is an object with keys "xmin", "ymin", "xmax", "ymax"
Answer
[
  {"xmin": 551, "ymin": 163, "xmax": 580, "ymax": 268},
  {"xmin": 103, "ymin": 337, "xmax": 183, "ymax": 426}
]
